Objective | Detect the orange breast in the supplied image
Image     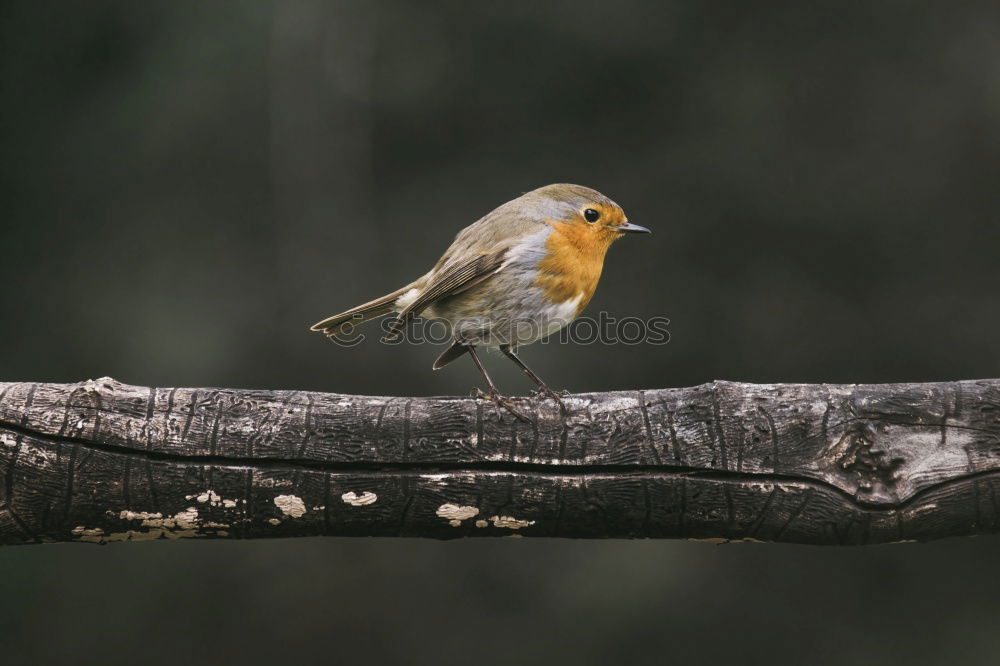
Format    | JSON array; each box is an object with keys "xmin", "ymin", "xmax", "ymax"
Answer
[{"xmin": 534, "ymin": 221, "xmax": 615, "ymax": 316}]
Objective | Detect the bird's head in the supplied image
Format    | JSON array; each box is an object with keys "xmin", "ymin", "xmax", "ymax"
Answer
[{"xmin": 527, "ymin": 184, "xmax": 649, "ymax": 245}]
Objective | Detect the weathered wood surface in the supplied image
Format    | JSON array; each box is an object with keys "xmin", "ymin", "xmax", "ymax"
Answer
[{"xmin": 0, "ymin": 377, "xmax": 998, "ymax": 545}]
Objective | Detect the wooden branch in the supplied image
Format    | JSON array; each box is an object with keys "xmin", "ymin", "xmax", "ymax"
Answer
[{"xmin": 0, "ymin": 377, "xmax": 997, "ymax": 545}]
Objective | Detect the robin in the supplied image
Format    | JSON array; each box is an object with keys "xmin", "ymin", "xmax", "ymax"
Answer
[{"xmin": 310, "ymin": 183, "xmax": 650, "ymax": 420}]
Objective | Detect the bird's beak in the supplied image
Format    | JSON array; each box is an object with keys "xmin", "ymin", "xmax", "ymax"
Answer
[{"xmin": 617, "ymin": 221, "xmax": 651, "ymax": 234}]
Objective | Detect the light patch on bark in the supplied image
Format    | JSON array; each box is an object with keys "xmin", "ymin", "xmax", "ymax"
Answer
[
  {"xmin": 73, "ymin": 506, "xmax": 235, "ymax": 542},
  {"xmin": 71, "ymin": 526, "xmax": 107, "ymax": 543},
  {"xmin": 589, "ymin": 395, "xmax": 640, "ymax": 416},
  {"xmin": 341, "ymin": 491, "xmax": 377, "ymax": 506},
  {"xmin": 268, "ymin": 518, "xmax": 282, "ymax": 526},
  {"xmin": 420, "ymin": 473, "xmax": 451, "ymax": 485},
  {"xmin": 259, "ymin": 477, "xmax": 294, "ymax": 488},
  {"xmin": 274, "ymin": 494, "xmax": 307, "ymax": 518},
  {"xmin": 118, "ymin": 510, "xmax": 162, "ymax": 521},
  {"xmin": 184, "ymin": 490, "xmax": 242, "ymax": 508},
  {"xmin": 445, "ymin": 435, "xmax": 479, "ymax": 447},
  {"xmin": 100, "ymin": 527, "xmax": 203, "ymax": 542},
  {"xmin": 436, "ymin": 503, "xmax": 479, "ymax": 527},
  {"xmin": 106, "ymin": 530, "xmax": 167, "ymax": 542},
  {"xmin": 84, "ymin": 377, "xmax": 116, "ymax": 390},
  {"xmin": 475, "ymin": 520, "xmax": 488, "ymax": 528},
  {"xmin": 129, "ymin": 507, "xmax": 199, "ymax": 530},
  {"xmin": 484, "ymin": 453, "xmax": 578, "ymax": 466},
  {"xmin": 490, "ymin": 515, "xmax": 535, "ymax": 530},
  {"xmin": 173, "ymin": 507, "xmax": 199, "ymax": 529},
  {"xmin": 196, "ymin": 490, "xmax": 221, "ymax": 505}
]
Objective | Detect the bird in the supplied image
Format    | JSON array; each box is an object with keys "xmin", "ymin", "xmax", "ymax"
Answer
[{"xmin": 310, "ymin": 183, "xmax": 650, "ymax": 420}]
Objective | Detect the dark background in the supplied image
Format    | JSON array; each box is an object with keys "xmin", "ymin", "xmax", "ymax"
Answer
[{"xmin": 2, "ymin": 1, "xmax": 999, "ymax": 664}]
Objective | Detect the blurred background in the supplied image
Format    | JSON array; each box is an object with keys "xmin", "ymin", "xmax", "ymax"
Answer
[{"xmin": 2, "ymin": 1, "xmax": 999, "ymax": 663}]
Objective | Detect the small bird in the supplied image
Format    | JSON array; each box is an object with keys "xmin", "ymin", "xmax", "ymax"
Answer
[{"xmin": 310, "ymin": 183, "xmax": 649, "ymax": 420}]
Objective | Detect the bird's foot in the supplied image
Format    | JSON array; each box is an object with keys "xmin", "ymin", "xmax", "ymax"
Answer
[
  {"xmin": 530, "ymin": 385, "xmax": 569, "ymax": 411},
  {"xmin": 473, "ymin": 388, "xmax": 530, "ymax": 423}
]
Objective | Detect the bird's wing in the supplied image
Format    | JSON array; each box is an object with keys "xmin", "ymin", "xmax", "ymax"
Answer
[{"xmin": 382, "ymin": 247, "xmax": 509, "ymax": 341}]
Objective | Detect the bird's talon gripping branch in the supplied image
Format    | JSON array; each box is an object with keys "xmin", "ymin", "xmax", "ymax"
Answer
[
  {"xmin": 474, "ymin": 388, "xmax": 530, "ymax": 423},
  {"xmin": 529, "ymin": 386, "xmax": 568, "ymax": 410}
]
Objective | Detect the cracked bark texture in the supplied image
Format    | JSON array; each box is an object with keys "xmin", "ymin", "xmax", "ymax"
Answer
[{"xmin": 0, "ymin": 377, "xmax": 998, "ymax": 545}]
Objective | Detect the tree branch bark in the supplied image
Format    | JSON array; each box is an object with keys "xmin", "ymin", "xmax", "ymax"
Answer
[{"xmin": 1, "ymin": 377, "xmax": 997, "ymax": 545}]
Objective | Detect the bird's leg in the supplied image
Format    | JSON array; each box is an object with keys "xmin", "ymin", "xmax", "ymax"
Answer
[
  {"xmin": 466, "ymin": 345, "xmax": 529, "ymax": 423},
  {"xmin": 500, "ymin": 345, "xmax": 567, "ymax": 410}
]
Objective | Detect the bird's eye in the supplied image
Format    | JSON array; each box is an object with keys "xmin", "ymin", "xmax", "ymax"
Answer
[{"xmin": 584, "ymin": 208, "xmax": 600, "ymax": 223}]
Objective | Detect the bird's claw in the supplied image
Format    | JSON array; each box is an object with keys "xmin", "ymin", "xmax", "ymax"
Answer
[
  {"xmin": 530, "ymin": 386, "xmax": 569, "ymax": 411},
  {"xmin": 473, "ymin": 388, "xmax": 531, "ymax": 423}
]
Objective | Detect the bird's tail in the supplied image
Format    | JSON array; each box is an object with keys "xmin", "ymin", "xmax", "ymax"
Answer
[
  {"xmin": 310, "ymin": 282, "xmax": 417, "ymax": 337},
  {"xmin": 432, "ymin": 341, "xmax": 468, "ymax": 370}
]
